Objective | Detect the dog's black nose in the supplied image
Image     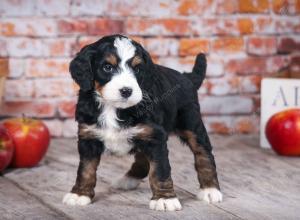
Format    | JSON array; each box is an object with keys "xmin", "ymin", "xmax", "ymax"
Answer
[{"xmin": 119, "ymin": 87, "xmax": 132, "ymax": 98}]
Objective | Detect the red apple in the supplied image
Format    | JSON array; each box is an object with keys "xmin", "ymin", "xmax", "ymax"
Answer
[
  {"xmin": 0, "ymin": 125, "xmax": 14, "ymax": 172},
  {"xmin": 266, "ymin": 109, "xmax": 300, "ymax": 156},
  {"xmin": 2, "ymin": 117, "xmax": 50, "ymax": 167}
]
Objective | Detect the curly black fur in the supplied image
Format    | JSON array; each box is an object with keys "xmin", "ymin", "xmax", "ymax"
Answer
[{"xmin": 67, "ymin": 35, "xmax": 220, "ymax": 204}]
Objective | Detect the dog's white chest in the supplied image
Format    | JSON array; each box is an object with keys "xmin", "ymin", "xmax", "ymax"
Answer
[
  {"xmin": 95, "ymin": 105, "xmax": 142, "ymax": 156},
  {"xmin": 100, "ymin": 127, "xmax": 133, "ymax": 156}
]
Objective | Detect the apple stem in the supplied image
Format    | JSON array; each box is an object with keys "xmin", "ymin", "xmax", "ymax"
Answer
[{"xmin": 22, "ymin": 114, "xmax": 27, "ymax": 123}]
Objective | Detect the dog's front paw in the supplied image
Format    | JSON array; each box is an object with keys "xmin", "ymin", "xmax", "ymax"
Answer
[
  {"xmin": 197, "ymin": 188, "xmax": 223, "ymax": 203},
  {"xmin": 62, "ymin": 193, "xmax": 91, "ymax": 206},
  {"xmin": 111, "ymin": 175, "xmax": 141, "ymax": 190},
  {"xmin": 149, "ymin": 197, "xmax": 182, "ymax": 211}
]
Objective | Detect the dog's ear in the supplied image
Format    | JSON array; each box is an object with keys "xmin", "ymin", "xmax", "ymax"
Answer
[{"xmin": 70, "ymin": 44, "xmax": 96, "ymax": 92}]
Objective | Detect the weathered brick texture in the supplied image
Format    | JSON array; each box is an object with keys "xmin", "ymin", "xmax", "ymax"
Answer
[{"xmin": 0, "ymin": 0, "xmax": 299, "ymax": 137}]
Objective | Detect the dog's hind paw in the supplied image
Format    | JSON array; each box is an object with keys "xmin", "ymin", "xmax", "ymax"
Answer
[
  {"xmin": 197, "ymin": 188, "xmax": 223, "ymax": 203},
  {"xmin": 111, "ymin": 175, "xmax": 141, "ymax": 190},
  {"xmin": 149, "ymin": 197, "xmax": 182, "ymax": 211},
  {"xmin": 62, "ymin": 193, "xmax": 91, "ymax": 206}
]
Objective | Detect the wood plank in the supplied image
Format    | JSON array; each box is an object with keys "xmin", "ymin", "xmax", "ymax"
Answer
[
  {"xmin": 0, "ymin": 177, "xmax": 67, "ymax": 220},
  {"xmin": 167, "ymin": 135, "xmax": 300, "ymax": 220},
  {"xmin": 47, "ymin": 136, "xmax": 300, "ymax": 220},
  {"xmin": 5, "ymin": 157, "xmax": 237, "ymax": 220}
]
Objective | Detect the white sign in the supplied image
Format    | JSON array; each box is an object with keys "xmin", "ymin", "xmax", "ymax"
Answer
[{"xmin": 260, "ymin": 78, "xmax": 300, "ymax": 148}]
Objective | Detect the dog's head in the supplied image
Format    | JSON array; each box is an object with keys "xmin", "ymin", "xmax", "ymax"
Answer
[{"xmin": 70, "ymin": 35, "xmax": 153, "ymax": 109}]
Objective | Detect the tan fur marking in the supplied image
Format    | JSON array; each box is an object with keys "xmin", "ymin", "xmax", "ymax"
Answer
[
  {"xmin": 179, "ymin": 130, "xmax": 219, "ymax": 189},
  {"xmin": 105, "ymin": 54, "xmax": 117, "ymax": 66},
  {"xmin": 71, "ymin": 158, "xmax": 100, "ymax": 198},
  {"xmin": 94, "ymin": 81, "xmax": 103, "ymax": 96},
  {"xmin": 131, "ymin": 56, "xmax": 142, "ymax": 67},
  {"xmin": 136, "ymin": 125, "xmax": 153, "ymax": 141},
  {"xmin": 126, "ymin": 152, "xmax": 150, "ymax": 179},
  {"xmin": 149, "ymin": 162, "xmax": 176, "ymax": 200},
  {"xmin": 78, "ymin": 124, "xmax": 97, "ymax": 139}
]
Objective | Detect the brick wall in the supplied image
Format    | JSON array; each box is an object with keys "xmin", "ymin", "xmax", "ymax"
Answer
[{"xmin": 0, "ymin": 0, "xmax": 299, "ymax": 137}]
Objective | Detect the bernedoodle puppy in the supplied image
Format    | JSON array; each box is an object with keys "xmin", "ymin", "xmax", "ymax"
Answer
[{"xmin": 63, "ymin": 35, "xmax": 222, "ymax": 211}]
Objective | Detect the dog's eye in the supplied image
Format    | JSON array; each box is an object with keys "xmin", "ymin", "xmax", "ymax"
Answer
[
  {"xmin": 103, "ymin": 64, "xmax": 113, "ymax": 73},
  {"xmin": 134, "ymin": 66, "xmax": 140, "ymax": 74}
]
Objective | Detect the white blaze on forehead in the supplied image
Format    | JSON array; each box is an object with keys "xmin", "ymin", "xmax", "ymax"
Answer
[{"xmin": 114, "ymin": 37, "xmax": 136, "ymax": 64}]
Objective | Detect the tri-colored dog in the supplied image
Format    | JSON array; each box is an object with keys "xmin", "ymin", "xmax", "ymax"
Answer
[{"xmin": 63, "ymin": 35, "xmax": 222, "ymax": 211}]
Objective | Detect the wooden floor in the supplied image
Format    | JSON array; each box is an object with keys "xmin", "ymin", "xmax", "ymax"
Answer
[{"xmin": 1, "ymin": 135, "xmax": 300, "ymax": 220}]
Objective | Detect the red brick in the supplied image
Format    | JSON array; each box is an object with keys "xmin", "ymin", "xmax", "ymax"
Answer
[
  {"xmin": 87, "ymin": 19, "xmax": 124, "ymax": 35},
  {"xmin": 71, "ymin": 0, "xmax": 176, "ymax": 17},
  {"xmin": 211, "ymin": 37, "xmax": 244, "ymax": 53},
  {"xmin": 0, "ymin": 59, "xmax": 9, "ymax": 77},
  {"xmin": 206, "ymin": 58, "xmax": 224, "ymax": 77},
  {"xmin": 297, "ymin": 0, "xmax": 300, "ymax": 12},
  {"xmin": 177, "ymin": 0, "xmax": 213, "ymax": 15},
  {"xmin": 0, "ymin": 19, "xmax": 57, "ymax": 37},
  {"xmin": 158, "ymin": 56, "xmax": 195, "ymax": 73},
  {"xmin": 0, "ymin": 101, "xmax": 56, "ymax": 118},
  {"xmin": 4, "ymin": 79, "xmax": 34, "ymax": 100},
  {"xmin": 200, "ymin": 18, "xmax": 254, "ymax": 36},
  {"xmin": 73, "ymin": 36, "xmax": 100, "ymax": 54},
  {"xmin": 275, "ymin": 17, "xmax": 300, "ymax": 33},
  {"xmin": 125, "ymin": 18, "xmax": 190, "ymax": 36},
  {"xmin": 237, "ymin": 18, "xmax": 254, "ymax": 34},
  {"xmin": 237, "ymin": 0, "xmax": 269, "ymax": 13},
  {"xmin": 58, "ymin": 19, "xmax": 88, "ymax": 35},
  {"xmin": 109, "ymin": 0, "xmax": 176, "ymax": 17},
  {"xmin": 215, "ymin": 0, "xmax": 238, "ymax": 14},
  {"xmin": 191, "ymin": 18, "xmax": 218, "ymax": 36},
  {"xmin": 58, "ymin": 100, "xmax": 76, "ymax": 118},
  {"xmin": 239, "ymin": 75, "xmax": 262, "ymax": 93},
  {"xmin": 247, "ymin": 36, "xmax": 277, "ymax": 55},
  {"xmin": 0, "ymin": 39, "xmax": 8, "ymax": 57},
  {"xmin": 43, "ymin": 38, "xmax": 76, "ymax": 57},
  {"xmin": 8, "ymin": 59, "xmax": 24, "ymax": 78},
  {"xmin": 34, "ymin": 79, "xmax": 77, "ymax": 98},
  {"xmin": 278, "ymin": 36, "xmax": 300, "ymax": 53},
  {"xmin": 70, "ymin": 0, "xmax": 106, "ymax": 16},
  {"xmin": 272, "ymin": 0, "xmax": 300, "ymax": 15},
  {"xmin": 26, "ymin": 58, "xmax": 70, "ymax": 78},
  {"xmin": 206, "ymin": 77, "xmax": 239, "ymax": 95},
  {"xmin": 179, "ymin": 38, "xmax": 210, "ymax": 56},
  {"xmin": 7, "ymin": 38, "xmax": 43, "ymax": 57},
  {"xmin": 36, "ymin": 0, "xmax": 70, "ymax": 16},
  {"xmin": 0, "ymin": 0, "xmax": 35, "ymax": 16},
  {"xmin": 226, "ymin": 56, "xmax": 290, "ymax": 75},
  {"xmin": 200, "ymin": 96, "xmax": 253, "ymax": 114},
  {"xmin": 254, "ymin": 17, "xmax": 275, "ymax": 34},
  {"xmin": 144, "ymin": 38, "xmax": 179, "ymax": 57},
  {"xmin": 290, "ymin": 55, "xmax": 300, "ymax": 73}
]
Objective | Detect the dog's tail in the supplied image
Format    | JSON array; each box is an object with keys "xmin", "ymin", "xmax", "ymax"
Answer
[{"xmin": 183, "ymin": 53, "xmax": 207, "ymax": 89}]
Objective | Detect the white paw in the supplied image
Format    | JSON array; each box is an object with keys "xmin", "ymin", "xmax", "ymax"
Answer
[
  {"xmin": 62, "ymin": 193, "xmax": 91, "ymax": 206},
  {"xmin": 197, "ymin": 188, "xmax": 223, "ymax": 203},
  {"xmin": 111, "ymin": 175, "xmax": 141, "ymax": 190},
  {"xmin": 149, "ymin": 198, "xmax": 182, "ymax": 211}
]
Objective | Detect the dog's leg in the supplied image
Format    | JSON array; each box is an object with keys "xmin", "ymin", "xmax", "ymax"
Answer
[
  {"xmin": 112, "ymin": 152, "xmax": 149, "ymax": 190},
  {"xmin": 176, "ymin": 106, "xmax": 222, "ymax": 204},
  {"xmin": 184, "ymin": 128, "xmax": 222, "ymax": 203},
  {"xmin": 63, "ymin": 139, "xmax": 103, "ymax": 206},
  {"xmin": 133, "ymin": 125, "xmax": 181, "ymax": 211},
  {"xmin": 148, "ymin": 151, "xmax": 182, "ymax": 211}
]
